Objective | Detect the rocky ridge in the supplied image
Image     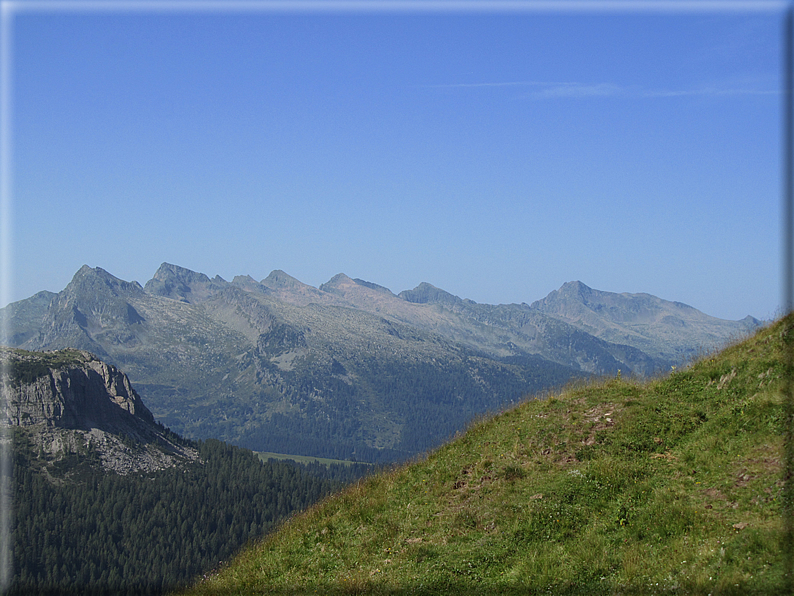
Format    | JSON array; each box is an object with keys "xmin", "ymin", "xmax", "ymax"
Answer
[
  {"xmin": 0, "ymin": 263, "xmax": 762, "ymax": 462},
  {"xmin": 529, "ymin": 280, "xmax": 762, "ymax": 362}
]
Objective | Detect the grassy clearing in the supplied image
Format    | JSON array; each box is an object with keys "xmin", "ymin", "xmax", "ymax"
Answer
[
  {"xmin": 177, "ymin": 316, "xmax": 790, "ymax": 595},
  {"xmin": 256, "ymin": 452, "xmax": 373, "ymax": 467}
]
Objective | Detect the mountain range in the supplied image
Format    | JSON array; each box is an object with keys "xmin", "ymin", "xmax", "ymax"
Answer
[{"xmin": 1, "ymin": 263, "xmax": 761, "ymax": 462}]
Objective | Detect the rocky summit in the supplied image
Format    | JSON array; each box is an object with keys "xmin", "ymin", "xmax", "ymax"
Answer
[
  {"xmin": 3, "ymin": 347, "xmax": 198, "ymax": 475},
  {"xmin": 1, "ymin": 263, "xmax": 762, "ymax": 462}
]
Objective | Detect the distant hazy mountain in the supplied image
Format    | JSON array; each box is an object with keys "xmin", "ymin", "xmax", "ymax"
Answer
[
  {"xmin": 1, "ymin": 290, "xmax": 57, "ymax": 346},
  {"xmin": 530, "ymin": 280, "xmax": 761, "ymax": 364},
  {"xmin": 1, "ymin": 263, "xmax": 760, "ymax": 462}
]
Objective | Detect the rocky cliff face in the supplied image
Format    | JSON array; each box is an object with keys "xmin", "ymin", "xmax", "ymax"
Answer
[
  {"xmin": 8, "ymin": 349, "xmax": 152, "ymax": 428},
  {"xmin": 4, "ymin": 348, "xmax": 198, "ymax": 475}
]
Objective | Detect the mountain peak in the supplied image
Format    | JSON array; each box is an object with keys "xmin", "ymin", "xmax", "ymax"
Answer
[
  {"xmin": 398, "ymin": 282, "xmax": 466, "ymax": 306},
  {"xmin": 320, "ymin": 273, "xmax": 353, "ymax": 288},
  {"xmin": 230, "ymin": 275, "xmax": 271, "ymax": 295},
  {"xmin": 144, "ymin": 263, "xmax": 226, "ymax": 303},
  {"xmin": 319, "ymin": 274, "xmax": 397, "ymax": 305},
  {"xmin": 72, "ymin": 264, "xmax": 113, "ymax": 282},
  {"xmin": 67, "ymin": 265, "xmax": 143, "ymax": 297},
  {"xmin": 261, "ymin": 270, "xmax": 309, "ymax": 290},
  {"xmin": 352, "ymin": 278, "xmax": 393, "ymax": 295},
  {"xmin": 319, "ymin": 273, "xmax": 356, "ymax": 294},
  {"xmin": 557, "ymin": 280, "xmax": 594, "ymax": 299},
  {"xmin": 740, "ymin": 314, "xmax": 763, "ymax": 328},
  {"xmin": 75, "ymin": 263, "xmax": 94, "ymax": 276},
  {"xmin": 150, "ymin": 262, "xmax": 211, "ymax": 284},
  {"xmin": 561, "ymin": 280, "xmax": 591, "ymax": 290},
  {"xmin": 530, "ymin": 280, "xmax": 603, "ymax": 310}
]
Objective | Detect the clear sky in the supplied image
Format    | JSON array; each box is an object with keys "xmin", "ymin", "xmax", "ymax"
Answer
[{"xmin": 1, "ymin": 1, "xmax": 784, "ymax": 321}]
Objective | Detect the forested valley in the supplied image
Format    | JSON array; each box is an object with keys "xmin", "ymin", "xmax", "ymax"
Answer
[{"xmin": 9, "ymin": 430, "xmax": 373, "ymax": 595}]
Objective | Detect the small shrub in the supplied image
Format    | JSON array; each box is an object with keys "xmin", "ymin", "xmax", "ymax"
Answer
[{"xmin": 502, "ymin": 464, "xmax": 526, "ymax": 482}]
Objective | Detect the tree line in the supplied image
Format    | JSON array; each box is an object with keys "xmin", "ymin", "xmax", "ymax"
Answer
[{"xmin": 9, "ymin": 430, "xmax": 371, "ymax": 596}]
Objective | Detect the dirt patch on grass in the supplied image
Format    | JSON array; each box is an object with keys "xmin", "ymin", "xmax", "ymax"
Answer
[
  {"xmin": 578, "ymin": 402, "xmax": 621, "ymax": 446},
  {"xmin": 650, "ymin": 452, "xmax": 678, "ymax": 461},
  {"xmin": 583, "ymin": 402, "xmax": 619, "ymax": 424},
  {"xmin": 734, "ymin": 444, "xmax": 783, "ymax": 487},
  {"xmin": 704, "ymin": 487, "xmax": 727, "ymax": 500}
]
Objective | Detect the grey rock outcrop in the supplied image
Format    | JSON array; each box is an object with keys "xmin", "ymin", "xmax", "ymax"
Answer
[
  {"xmin": 8, "ymin": 350, "xmax": 152, "ymax": 428},
  {"xmin": 4, "ymin": 348, "xmax": 198, "ymax": 474}
]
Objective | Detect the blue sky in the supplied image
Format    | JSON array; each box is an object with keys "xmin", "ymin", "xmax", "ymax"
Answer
[{"xmin": 1, "ymin": 1, "xmax": 784, "ymax": 321}]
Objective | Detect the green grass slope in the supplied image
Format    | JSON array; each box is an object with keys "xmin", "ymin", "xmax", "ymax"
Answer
[{"xmin": 178, "ymin": 316, "xmax": 790, "ymax": 595}]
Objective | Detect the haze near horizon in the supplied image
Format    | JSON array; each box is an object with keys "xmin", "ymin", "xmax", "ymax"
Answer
[{"xmin": 3, "ymin": 2, "xmax": 782, "ymax": 321}]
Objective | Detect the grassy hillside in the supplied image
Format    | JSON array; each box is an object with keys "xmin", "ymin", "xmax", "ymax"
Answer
[{"xmin": 178, "ymin": 316, "xmax": 790, "ymax": 595}]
